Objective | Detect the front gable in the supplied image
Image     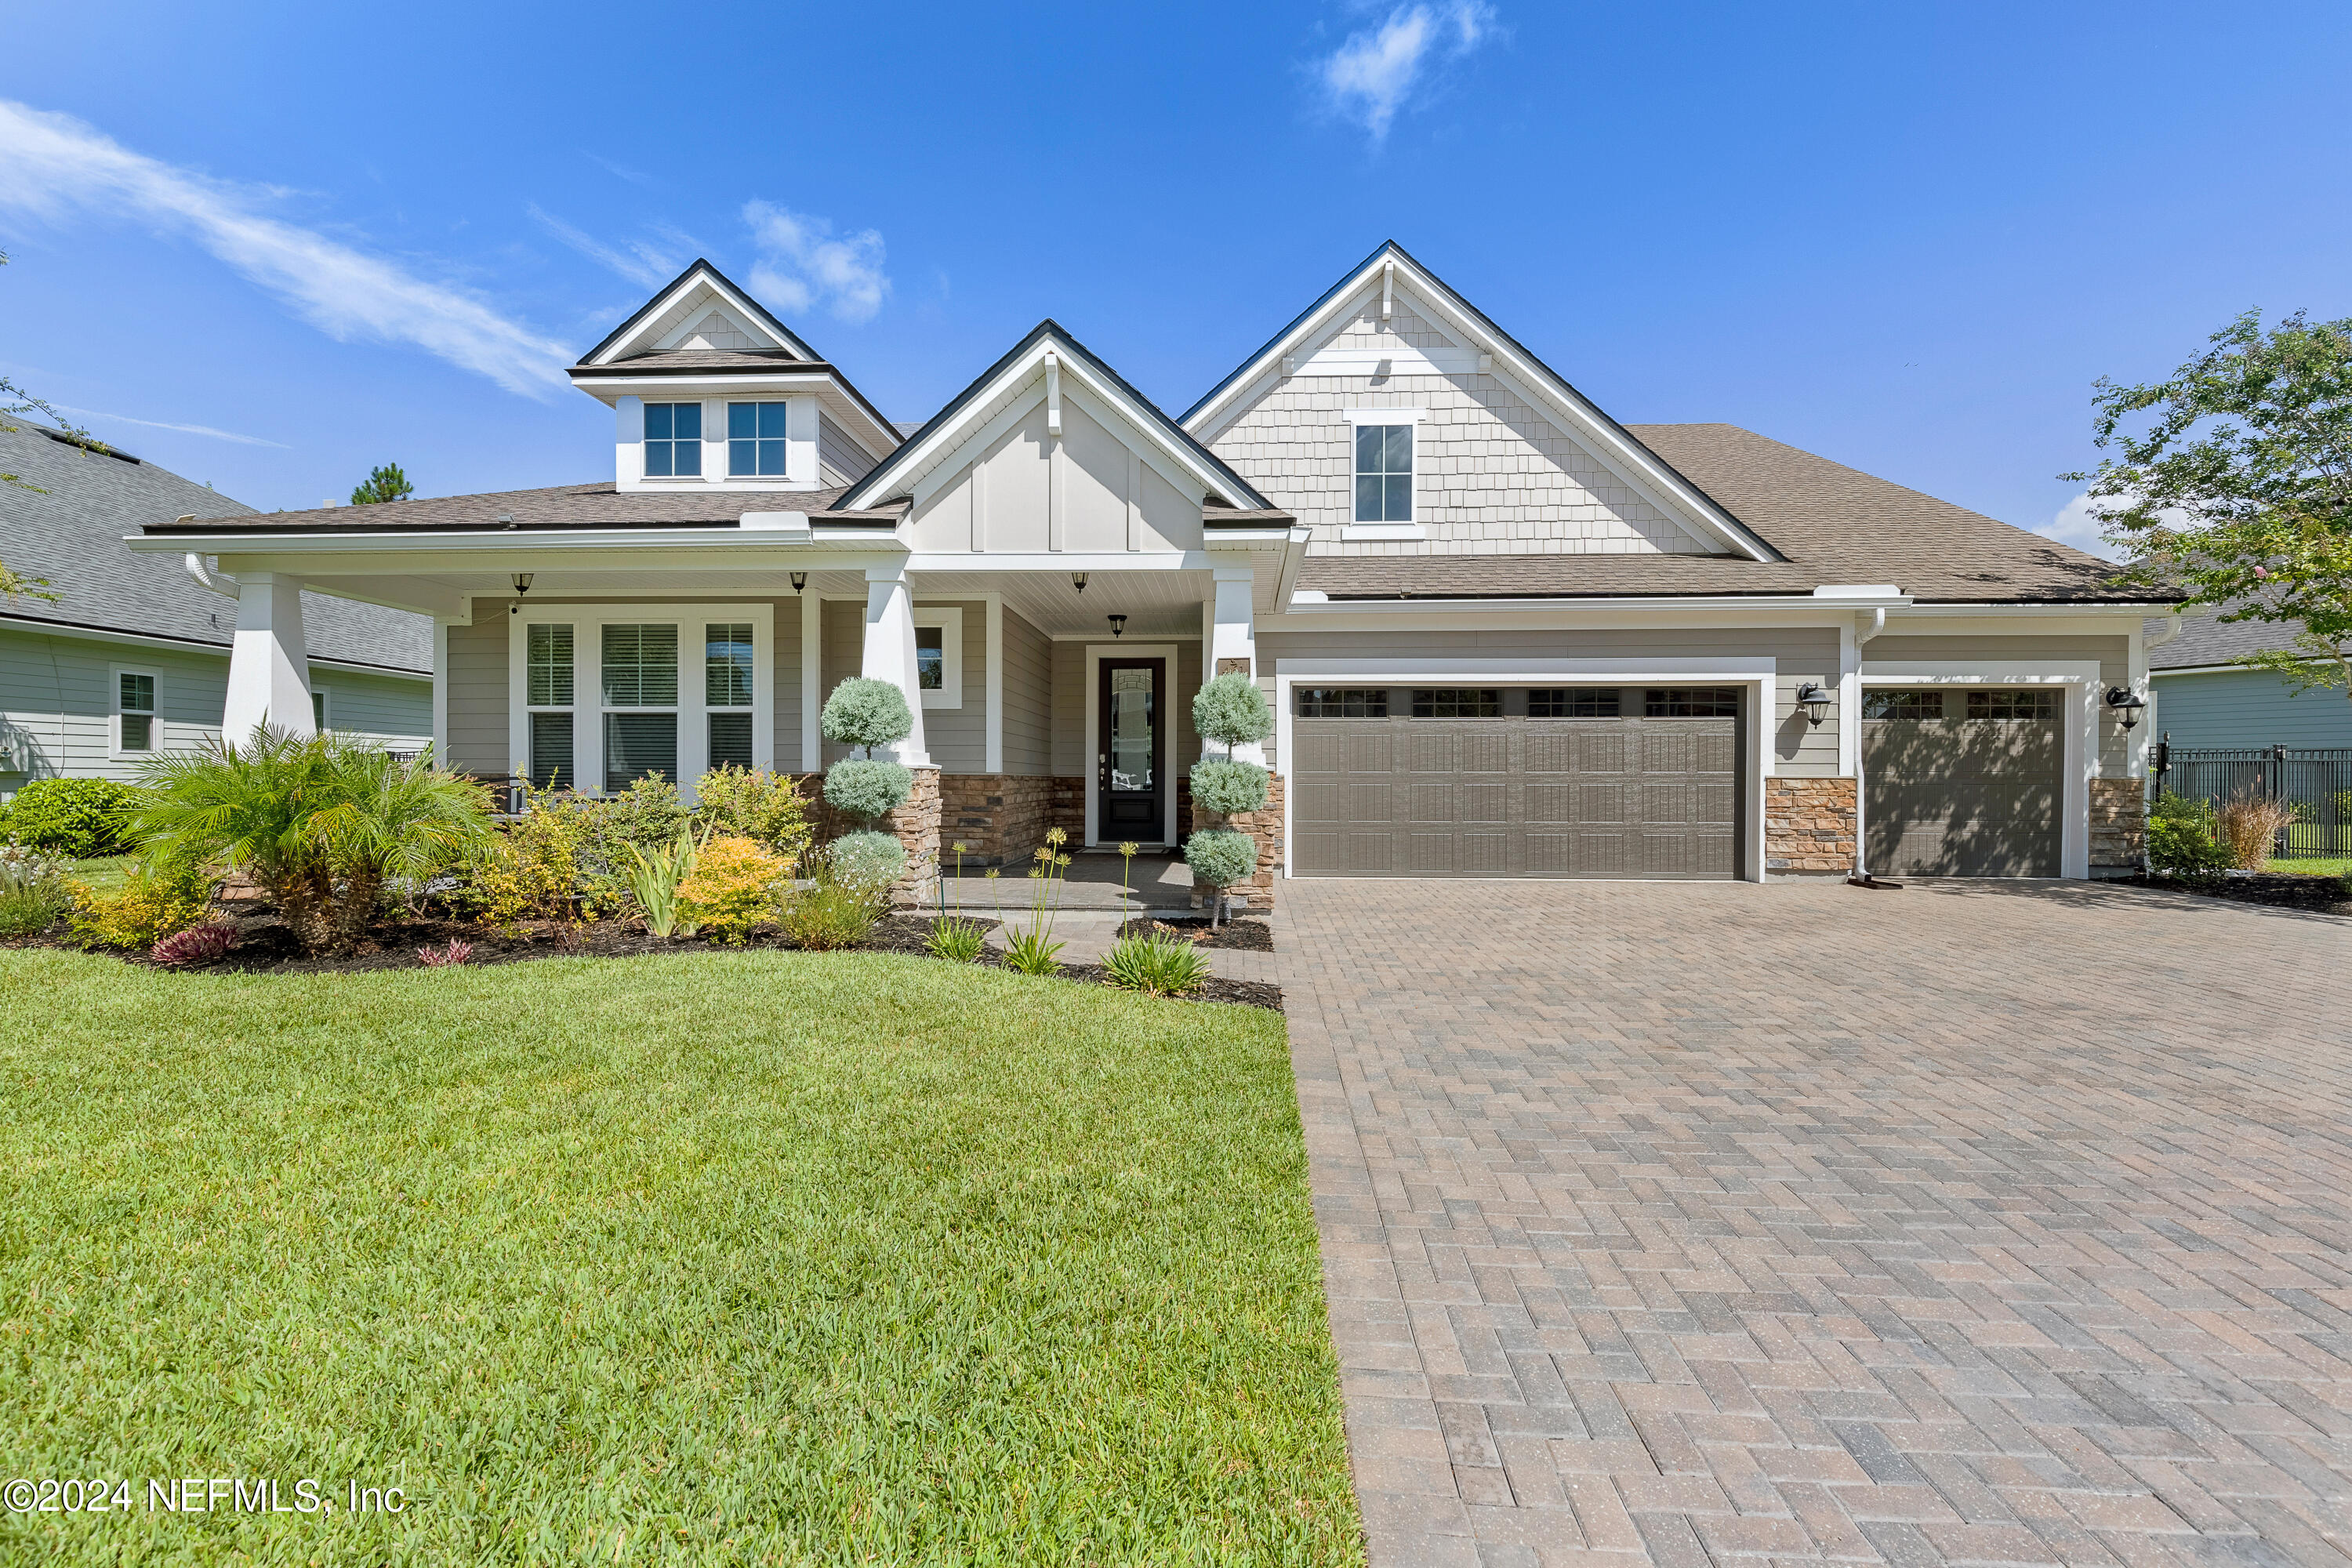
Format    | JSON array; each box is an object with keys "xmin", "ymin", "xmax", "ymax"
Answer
[
  {"xmin": 1185, "ymin": 244, "xmax": 1778, "ymax": 563},
  {"xmin": 579, "ymin": 260, "xmax": 817, "ymax": 365}
]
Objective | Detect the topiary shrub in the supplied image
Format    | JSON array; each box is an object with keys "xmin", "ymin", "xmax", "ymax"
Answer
[
  {"xmin": 825, "ymin": 830, "xmax": 908, "ymax": 895},
  {"xmin": 1183, "ymin": 828, "xmax": 1258, "ymax": 926},
  {"xmin": 821, "ymin": 677, "xmax": 914, "ymax": 758},
  {"xmin": 1192, "ymin": 672, "xmax": 1272, "ymax": 757},
  {"xmin": 823, "ymin": 759, "xmax": 914, "ymax": 824},
  {"xmin": 3, "ymin": 777, "xmax": 143, "ymax": 858},
  {"xmin": 1190, "ymin": 757, "xmax": 1269, "ymax": 817}
]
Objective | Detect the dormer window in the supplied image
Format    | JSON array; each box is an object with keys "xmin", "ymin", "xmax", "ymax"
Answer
[
  {"xmin": 728, "ymin": 402, "xmax": 789, "ymax": 477},
  {"xmin": 1354, "ymin": 423, "xmax": 1414, "ymax": 522},
  {"xmin": 644, "ymin": 403, "xmax": 702, "ymax": 477}
]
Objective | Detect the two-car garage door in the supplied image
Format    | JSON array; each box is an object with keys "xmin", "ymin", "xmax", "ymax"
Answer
[{"xmin": 1290, "ymin": 685, "xmax": 1743, "ymax": 879}]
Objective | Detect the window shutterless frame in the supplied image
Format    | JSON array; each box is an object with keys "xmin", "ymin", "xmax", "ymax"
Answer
[
  {"xmin": 111, "ymin": 665, "xmax": 159, "ymax": 757},
  {"xmin": 507, "ymin": 604, "xmax": 773, "ymax": 806},
  {"xmin": 642, "ymin": 401, "xmax": 703, "ymax": 477}
]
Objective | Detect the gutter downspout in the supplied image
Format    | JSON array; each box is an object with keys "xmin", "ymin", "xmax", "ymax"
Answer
[
  {"xmin": 1849, "ymin": 606, "xmax": 1886, "ymax": 884},
  {"xmin": 184, "ymin": 552, "xmax": 239, "ymax": 599}
]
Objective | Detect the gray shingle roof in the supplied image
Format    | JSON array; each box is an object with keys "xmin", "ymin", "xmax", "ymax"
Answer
[
  {"xmin": 2, "ymin": 421, "xmax": 430, "ymax": 672},
  {"xmin": 151, "ymin": 479, "xmax": 894, "ymax": 532},
  {"xmin": 2151, "ymin": 608, "xmax": 2347, "ymax": 670},
  {"xmin": 1301, "ymin": 424, "xmax": 2164, "ymax": 604}
]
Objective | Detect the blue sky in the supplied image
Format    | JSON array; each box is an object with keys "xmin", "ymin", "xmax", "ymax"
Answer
[{"xmin": 3, "ymin": 2, "xmax": 2348, "ymax": 554}]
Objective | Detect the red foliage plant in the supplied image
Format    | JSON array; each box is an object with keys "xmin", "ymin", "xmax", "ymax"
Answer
[
  {"xmin": 151, "ymin": 923, "xmax": 237, "ymax": 967},
  {"xmin": 417, "ymin": 938, "xmax": 474, "ymax": 967}
]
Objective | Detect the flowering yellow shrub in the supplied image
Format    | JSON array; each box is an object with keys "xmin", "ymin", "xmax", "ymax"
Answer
[
  {"xmin": 68, "ymin": 865, "xmax": 211, "ymax": 951},
  {"xmin": 676, "ymin": 836, "xmax": 793, "ymax": 944}
]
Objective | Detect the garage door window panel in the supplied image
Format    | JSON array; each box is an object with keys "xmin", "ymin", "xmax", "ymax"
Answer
[
  {"xmin": 1412, "ymin": 688, "xmax": 1501, "ymax": 719},
  {"xmin": 1297, "ymin": 687, "xmax": 1389, "ymax": 719},
  {"xmin": 1530, "ymin": 688, "xmax": 1621, "ymax": 719}
]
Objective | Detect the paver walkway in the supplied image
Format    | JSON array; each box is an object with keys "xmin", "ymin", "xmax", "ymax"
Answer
[{"xmin": 1277, "ymin": 877, "xmax": 2352, "ymax": 1566}]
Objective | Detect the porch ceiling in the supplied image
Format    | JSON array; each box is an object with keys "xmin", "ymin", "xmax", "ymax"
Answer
[{"xmin": 915, "ymin": 568, "xmax": 1217, "ymax": 637}]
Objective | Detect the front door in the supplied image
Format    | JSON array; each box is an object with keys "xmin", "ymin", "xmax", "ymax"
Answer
[{"xmin": 1098, "ymin": 659, "xmax": 1165, "ymax": 842}]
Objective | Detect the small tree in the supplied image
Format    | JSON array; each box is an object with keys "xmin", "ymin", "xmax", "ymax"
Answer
[
  {"xmin": 818, "ymin": 677, "xmax": 916, "ymax": 830},
  {"xmin": 1187, "ymin": 674, "xmax": 1272, "ymax": 917},
  {"xmin": 2068, "ymin": 309, "xmax": 2352, "ymax": 704},
  {"xmin": 350, "ymin": 463, "xmax": 416, "ymax": 505},
  {"xmin": 1183, "ymin": 829, "xmax": 1257, "ymax": 927}
]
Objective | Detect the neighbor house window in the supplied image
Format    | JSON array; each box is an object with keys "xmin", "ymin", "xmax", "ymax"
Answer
[
  {"xmin": 1646, "ymin": 688, "xmax": 1740, "ymax": 717},
  {"xmin": 602, "ymin": 623, "xmax": 679, "ymax": 793},
  {"xmin": 1530, "ymin": 688, "xmax": 1620, "ymax": 719},
  {"xmin": 310, "ymin": 688, "xmax": 330, "ymax": 732},
  {"xmin": 1864, "ymin": 690, "xmax": 1943, "ymax": 720},
  {"xmin": 1296, "ymin": 688, "xmax": 1388, "ymax": 718},
  {"xmin": 728, "ymin": 401, "xmax": 789, "ymax": 477},
  {"xmin": 1354, "ymin": 423, "xmax": 1414, "ymax": 523},
  {"xmin": 525, "ymin": 622, "xmax": 575, "ymax": 789},
  {"xmin": 643, "ymin": 402, "xmax": 702, "ymax": 477},
  {"xmin": 706, "ymin": 622, "xmax": 755, "ymax": 771},
  {"xmin": 1411, "ymin": 688, "xmax": 1500, "ymax": 719},
  {"xmin": 117, "ymin": 671, "xmax": 156, "ymax": 752},
  {"xmin": 1966, "ymin": 689, "xmax": 2057, "ymax": 721}
]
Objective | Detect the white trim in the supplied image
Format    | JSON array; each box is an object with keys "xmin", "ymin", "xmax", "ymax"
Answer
[
  {"xmin": 583, "ymin": 263, "xmax": 817, "ymax": 365},
  {"xmin": 431, "ymin": 620, "xmax": 451, "ymax": 763},
  {"xmin": 1272, "ymin": 657, "xmax": 1777, "ymax": 884},
  {"xmin": 985, "ymin": 597, "xmax": 1004, "ymax": 773},
  {"xmin": 1340, "ymin": 523, "xmax": 1428, "ymax": 543},
  {"xmin": 506, "ymin": 603, "xmax": 775, "ymax": 806},
  {"xmin": 1341, "ymin": 407, "xmax": 1428, "ymax": 424},
  {"xmin": 799, "ymin": 591, "xmax": 823, "ymax": 771},
  {"xmin": 1857, "ymin": 661, "xmax": 2101, "ymax": 880},
  {"xmin": 1082, "ymin": 642, "xmax": 1179, "ymax": 848},
  {"xmin": 108, "ymin": 662, "xmax": 160, "ymax": 760},
  {"xmin": 913, "ymin": 606, "xmax": 964, "ymax": 710},
  {"xmin": 310, "ymin": 684, "xmax": 332, "ymax": 733}
]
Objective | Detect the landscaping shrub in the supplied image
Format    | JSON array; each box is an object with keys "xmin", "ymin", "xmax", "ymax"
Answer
[
  {"xmin": 622, "ymin": 828, "xmax": 700, "ymax": 938},
  {"xmin": 819, "ymin": 677, "xmax": 915, "ymax": 757},
  {"xmin": 151, "ymin": 922, "xmax": 237, "ymax": 967},
  {"xmin": 1192, "ymin": 671, "xmax": 1273, "ymax": 757},
  {"xmin": 693, "ymin": 766, "xmax": 811, "ymax": 863},
  {"xmin": 2147, "ymin": 793, "xmax": 2233, "ymax": 880},
  {"xmin": 417, "ymin": 938, "xmax": 474, "ymax": 967},
  {"xmin": 1103, "ymin": 933, "xmax": 1211, "ymax": 997},
  {"xmin": 825, "ymin": 830, "xmax": 907, "ymax": 895},
  {"xmin": 471, "ymin": 790, "xmax": 599, "ymax": 928},
  {"xmin": 1190, "ymin": 757, "xmax": 1270, "ymax": 816},
  {"xmin": 925, "ymin": 916, "xmax": 987, "ymax": 963},
  {"xmin": 132, "ymin": 727, "xmax": 496, "ymax": 953},
  {"xmin": 68, "ymin": 862, "xmax": 211, "ymax": 952},
  {"xmin": 2214, "ymin": 788, "xmax": 2296, "ymax": 871},
  {"xmin": 1001, "ymin": 926, "xmax": 1064, "ymax": 975},
  {"xmin": 0, "ymin": 839, "xmax": 72, "ymax": 934},
  {"xmin": 675, "ymin": 835, "xmax": 792, "ymax": 944},
  {"xmin": 1184, "ymin": 828, "xmax": 1258, "ymax": 926},
  {"xmin": 823, "ymin": 759, "xmax": 914, "ymax": 823},
  {"xmin": 780, "ymin": 880, "xmax": 881, "ymax": 949},
  {"xmin": 0, "ymin": 777, "xmax": 142, "ymax": 858}
]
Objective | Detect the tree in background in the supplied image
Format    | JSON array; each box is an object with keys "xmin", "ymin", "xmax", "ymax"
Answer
[
  {"xmin": 2071, "ymin": 309, "xmax": 2352, "ymax": 703},
  {"xmin": 350, "ymin": 463, "xmax": 416, "ymax": 505}
]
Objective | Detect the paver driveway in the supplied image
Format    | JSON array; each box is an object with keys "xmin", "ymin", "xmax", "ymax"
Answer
[{"xmin": 1276, "ymin": 878, "xmax": 2352, "ymax": 1566}]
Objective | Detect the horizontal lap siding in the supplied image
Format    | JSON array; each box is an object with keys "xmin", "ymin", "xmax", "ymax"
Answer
[
  {"xmin": 920, "ymin": 601, "xmax": 988, "ymax": 775},
  {"xmin": 1867, "ymin": 634, "xmax": 2131, "ymax": 776},
  {"xmin": 2151, "ymin": 668, "xmax": 2352, "ymax": 749},
  {"xmin": 1001, "ymin": 608, "xmax": 1053, "ymax": 776},
  {"xmin": 312, "ymin": 668, "xmax": 430, "ymax": 746}
]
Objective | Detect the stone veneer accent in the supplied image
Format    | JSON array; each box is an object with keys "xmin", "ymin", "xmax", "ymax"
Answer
[
  {"xmin": 2089, "ymin": 777, "xmax": 2147, "ymax": 878},
  {"xmin": 1192, "ymin": 773, "xmax": 1285, "ymax": 913},
  {"xmin": 939, "ymin": 774, "xmax": 1060, "ymax": 868},
  {"xmin": 1765, "ymin": 777, "xmax": 1857, "ymax": 877}
]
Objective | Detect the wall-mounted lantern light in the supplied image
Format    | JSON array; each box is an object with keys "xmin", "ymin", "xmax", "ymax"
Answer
[
  {"xmin": 1108, "ymin": 614, "xmax": 1127, "ymax": 639},
  {"xmin": 2104, "ymin": 686, "xmax": 2147, "ymax": 731},
  {"xmin": 1794, "ymin": 681, "xmax": 1831, "ymax": 726},
  {"xmin": 1070, "ymin": 572, "xmax": 1089, "ymax": 595},
  {"xmin": 509, "ymin": 572, "xmax": 533, "ymax": 615},
  {"xmin": 789, "ymin": 572, "xmax": 808, "ymax": 595}
]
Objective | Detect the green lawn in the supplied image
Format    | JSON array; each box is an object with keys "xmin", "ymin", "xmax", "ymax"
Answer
[
  {"xmin": 0, "ymin": 949, "xmax": 1359, "ymax": 1565},
  {"xmin": 2270, "ymin": 855, "xmax": 2352, "ymax": 878},
  {"xmin": 64, "ymin": 855, "xmax": 134, "ymax": 895}
]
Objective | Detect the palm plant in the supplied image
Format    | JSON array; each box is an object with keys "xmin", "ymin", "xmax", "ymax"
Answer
[{"xmin": 130, "ymin": 727, "xmax": 495, "ymax": 953}]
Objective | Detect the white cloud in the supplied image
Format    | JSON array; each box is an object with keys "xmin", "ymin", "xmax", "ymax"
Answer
[
  {"xmin": 0, "ymin": 99, "xmax": 571, "ymax": 397},
  {"xmin": 527, "ymin": 203, "xmax": 682, "ymax": 289},
  {"xmin": 2038, "ymin": 492, "xmax": 2124, "ymax": 561},
  {"xmin": 742, "ymin": 201, "xmax": 890, "ymax": 325},
  {"xmin": 1318, "ymin": 2, "xmax": 1497, "ymax": 142},
  {"xmin": 49, "ymin": 402, "xmax": 289, "ymax": 448}
]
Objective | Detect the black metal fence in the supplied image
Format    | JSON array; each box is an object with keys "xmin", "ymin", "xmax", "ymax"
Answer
[{"xmin": 2151, "ymin": 737, "xmax": 2352, "ymax": 858}]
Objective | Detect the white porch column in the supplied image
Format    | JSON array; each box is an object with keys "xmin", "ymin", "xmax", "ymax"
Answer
[
  {"xmin": 223, "ymin": 572, "xmax": 314, "ymax": 747},
  {"xmin": 1210, "ymin": 564, "xmax": 1264, "ymax": 764},
  {"xmin": 861, "ymin": 564, "xmax": 931, "ymax": 767}
]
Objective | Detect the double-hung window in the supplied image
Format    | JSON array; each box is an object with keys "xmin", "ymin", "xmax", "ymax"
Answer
[
  {"xmin": 728, "ymin": 401, "xmax": 789, "ymax": 477},
  {"xmin": 524, "ymin": 623, "xmax": 576, "ymax": 788},
  {"xmin": 1354, "ymin": 423, "xmax": 1414, "ymax": 523},
  {"xmin": 602, "ymin": 623, "xmax": 680, "ymax": 793},
  {"xmin": 116, "ymin": 670, "xmax": 156, "ymax": 753},
  {"xmin": 644, "ymin": 402, "xmax": 702, "ymax": 477},
  {"xmin": 513, "ymin": 608, "xmax": 770, "ymax": 801}
]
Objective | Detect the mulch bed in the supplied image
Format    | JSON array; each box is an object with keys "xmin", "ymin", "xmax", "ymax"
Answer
[
  {"xmin": 1114, "ymin": 916, "xmax": 1275, "ymax": 953},
  {"xmin": 2125, "ymin": 871, "xmax": 2352, "ymax": 916},
  {"xmin": 4, "ymin": 909, "xmax": 1285, "ymax": 1011}
]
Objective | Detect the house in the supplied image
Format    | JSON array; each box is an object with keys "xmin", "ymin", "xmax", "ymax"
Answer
[
  {"xmin": 2148, "ymin": 612, "xmax": 2352, "ymax": 750},
  {"xmin": 2, "ymin": 419, "xmax": 431, "ymax": 794},
  {"xmin": 130, "ymin": 242, "xmax": 2173, "ymax": 887}
]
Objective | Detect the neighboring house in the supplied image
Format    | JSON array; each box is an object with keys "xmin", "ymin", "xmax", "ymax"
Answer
[
  {"xmin": 2147, "ymin": 612, "xmax": 2352, "ymax": 750},
  {"xmin": 134, "ymin": 243, "xmax": 2174, "ymax": 884},
  {"xmin": 1, "ymin": 419, "xmax": 431, "ymax": 796}
]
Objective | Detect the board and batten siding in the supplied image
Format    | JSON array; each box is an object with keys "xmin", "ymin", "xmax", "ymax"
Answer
[
  {"xmin": 906, "ymin": 392, "xmax": 1205, "ymax": 556},
  {"xmin": 2150, "ymin": 668, "xmax": 2352, "ymax": 750},
  {"xmin": 1255, "ymin": 626, "xmax": 1842, "ymax": 776},
  {"xmin": 1202, "ymin": 292, "xmax": 1711, "ymax": 558},
  {"xmin": 1000, "ymin": 607, "xmax": 1054, "ymax": 776},
  {"xmin": 1867, "ymin": 634, "xmax": 2132, "ymax": 776},
  {"xmin": 0, "ymin": 624, "xmax": 429, "ymax": 792}
]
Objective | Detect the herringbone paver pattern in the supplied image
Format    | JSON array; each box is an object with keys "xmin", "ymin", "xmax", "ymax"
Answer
[{"xmin": 1278, "ymin": 878, "xmax": 2352, "ymax": 1566}]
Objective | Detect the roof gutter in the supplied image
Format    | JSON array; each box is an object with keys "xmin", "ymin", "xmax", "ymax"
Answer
[{"xmin": 183, "ymin": 552, "xmax": 238, "ymax": 601}]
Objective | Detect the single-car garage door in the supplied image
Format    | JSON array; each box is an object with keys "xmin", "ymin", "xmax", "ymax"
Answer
[
  {"xmin": 1290, "ymin": 685, "xmax": 1743, "ymax": 878},
  {"xmin": 1864, "ymin": 687, "xmax": 2061, "ymax": 876}
]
